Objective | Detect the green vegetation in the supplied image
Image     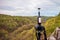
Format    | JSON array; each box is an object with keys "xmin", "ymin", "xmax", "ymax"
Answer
[
  {"xmin": 0, "ymin": 13, "xmax": 60, "ymax": 40},
  {"xmin": 0, "ymin": 14, "xmax": 37, "ymax": 40},
  {"xmin": 45, "ymin": 13, "xmax": 60, "ymax": 36}
]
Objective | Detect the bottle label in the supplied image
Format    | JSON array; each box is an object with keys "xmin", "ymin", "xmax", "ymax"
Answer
[{"xmin": 38, "ymin": 17, "xmax": 41, "ymax": 23}]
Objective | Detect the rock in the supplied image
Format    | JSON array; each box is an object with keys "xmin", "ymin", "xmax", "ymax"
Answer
[{"xmin": 48, "ymin": 36, "xmax": 56, "ymax": 40}]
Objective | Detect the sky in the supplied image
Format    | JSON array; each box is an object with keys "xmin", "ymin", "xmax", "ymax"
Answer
[{"xmin": 0, "ymin": 0, "xmax": 60, "ymax": 16}]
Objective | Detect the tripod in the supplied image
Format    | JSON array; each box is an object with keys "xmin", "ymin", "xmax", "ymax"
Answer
[{"xmin": 35, "ymin": 23, "xmax": 47, "ymax": 40}]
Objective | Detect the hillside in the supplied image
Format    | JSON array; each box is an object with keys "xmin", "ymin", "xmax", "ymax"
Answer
[
  {"xmin": 0, "ymin": 14, "xmax": 57, "ymax": 40},
  {"xmin": 44, "ymin": 13, "xmax": 60, "ymax": 37},
  {"xmin": 0, "ymin": 14, "xmax": 37, "ymax": 40}
]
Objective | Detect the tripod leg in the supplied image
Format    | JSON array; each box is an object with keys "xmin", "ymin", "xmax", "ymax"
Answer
[{"xmin": 37, "ymin": 32, "xmax": 41, "ymax": 40}]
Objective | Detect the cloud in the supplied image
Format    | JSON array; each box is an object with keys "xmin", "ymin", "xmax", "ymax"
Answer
[
  {"xmin": 0, "ymin": 0, "xmax": 60, "ymax": 16},
  {"xmin": 49, "ymin": 0, "xmax": 60, "ymax": 6},
  {"xmin": 0, "ymin": 6, "xmax": 16, "ymax": 11}
]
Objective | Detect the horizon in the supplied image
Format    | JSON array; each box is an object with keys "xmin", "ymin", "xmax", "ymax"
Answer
[{"xmin": 0, "ymin": 13, "xmax": 58, "ymax": 17}]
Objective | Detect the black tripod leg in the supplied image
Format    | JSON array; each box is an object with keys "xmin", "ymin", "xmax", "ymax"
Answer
[{"xmin": 37, "ymin": 33, "xmax": 41, "ymax": 40}]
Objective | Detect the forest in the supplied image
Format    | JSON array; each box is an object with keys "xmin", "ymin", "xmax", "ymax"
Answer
[{"xmin": 0, "ymin": 13, "xmax": 60, "ymax": 40}]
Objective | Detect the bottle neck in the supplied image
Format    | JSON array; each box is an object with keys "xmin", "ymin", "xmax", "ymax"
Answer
[{"xmin": 38, "ymin": 12, "xmax": 40, "ymax": 17}]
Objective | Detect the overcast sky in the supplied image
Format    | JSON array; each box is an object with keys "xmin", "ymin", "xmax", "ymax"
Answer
[{"xmin": 0, "ymin": 0, "xmax": 60, "ymax": 16}]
